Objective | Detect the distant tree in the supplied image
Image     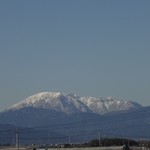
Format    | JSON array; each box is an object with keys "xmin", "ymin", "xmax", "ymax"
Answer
[
  {"xmin": 89, "ymin": 139, "xmax": 99, "ymax": 147},
  {"xmin": 89, "ymin": 138, "xmax": 138, "ymax": 147}
]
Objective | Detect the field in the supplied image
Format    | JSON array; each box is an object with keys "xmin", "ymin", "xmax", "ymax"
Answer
[{"xmin": 0, "ymin": 146, "xmax": 148, "ymax": 150}]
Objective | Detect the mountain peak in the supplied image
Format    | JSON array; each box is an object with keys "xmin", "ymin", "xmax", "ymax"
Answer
[
  {"xmin": 9, "ymin": 92, "xmax": 142, "ymax": 114},
  {"xmin": 27, "ymin": 92, "xmax": 62, "ymax": 99}
]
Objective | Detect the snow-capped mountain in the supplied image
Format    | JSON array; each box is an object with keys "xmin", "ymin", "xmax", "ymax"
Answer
[
  {"xmin": 9, "ymin": 92, "xmax": 142, "ymax": 114},
  {"xmin": 0, "ymin": 92, "xmax": 149, "ymax": 144},
  {"xmin": 80, "ymin": 96, "xmax": 142, "ymax": 114}
]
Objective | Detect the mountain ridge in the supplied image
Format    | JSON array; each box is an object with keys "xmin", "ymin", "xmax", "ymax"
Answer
[
  {"xmin": 0, "ymin": 92, "xmax": 149, "ymax": 144},
  {"xmin": 8, "ymin": 92, "xmax": 142, "ymax": 115}
]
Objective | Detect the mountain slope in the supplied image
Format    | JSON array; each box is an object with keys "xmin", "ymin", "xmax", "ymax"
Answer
[
  {"xmin": 0, "ymin": 92, "xmax": 149, "ymax": 144},
  {"xmin": 9, "ymin": 92, "xmax": 92, "ymax": 114},
  {"xmin": 9, "ymin": 92, "xmax": 142, "ymax": 114},
  {"xmin": 0, "ymin": 106, "xmax": 150, "ymax": 144}
]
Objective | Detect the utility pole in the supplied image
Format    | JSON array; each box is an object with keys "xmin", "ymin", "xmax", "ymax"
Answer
[
  {"xmin": 99, "ymin": 132, "xmax": 101, "ymax": 147},
  {"xmin": 68, "ymin": 136, "xmax": 71, "ymax": 144},
  {"xmin": 16, "ymin": 128, "xmax": 19, "ymax": 150}
]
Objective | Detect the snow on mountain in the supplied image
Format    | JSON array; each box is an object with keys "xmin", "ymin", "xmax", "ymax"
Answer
[
  {"xmin": 81, "ymin": 96, "xmax": 142, "ymax": 114},
  {"xmin": 9, "ymin": 92, "xmax": 142, "ymax": 114},
  {"xmin": 10, "ymin": 92, "xmax": 92, "ymax": 114}
]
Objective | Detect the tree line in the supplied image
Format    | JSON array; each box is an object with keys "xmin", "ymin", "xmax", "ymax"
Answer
[{"xmin": 88, "ymin": 138, "xmax": 150, "ymax": 148}]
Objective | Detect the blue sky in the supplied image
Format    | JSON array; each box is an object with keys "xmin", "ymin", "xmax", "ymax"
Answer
[{"xmin": 0, "ymin": 0, "xmax": 150, "ymax": 110}]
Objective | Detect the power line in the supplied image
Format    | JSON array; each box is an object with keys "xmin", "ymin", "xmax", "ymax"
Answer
[{"xmin": 0, "ymin": 107, "xmax": 150, "ymax": 144}]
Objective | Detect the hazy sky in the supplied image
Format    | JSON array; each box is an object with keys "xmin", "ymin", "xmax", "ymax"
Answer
[{"xmin": 0, "ymin": 0, "xmax": 150, "ymax": 110}]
